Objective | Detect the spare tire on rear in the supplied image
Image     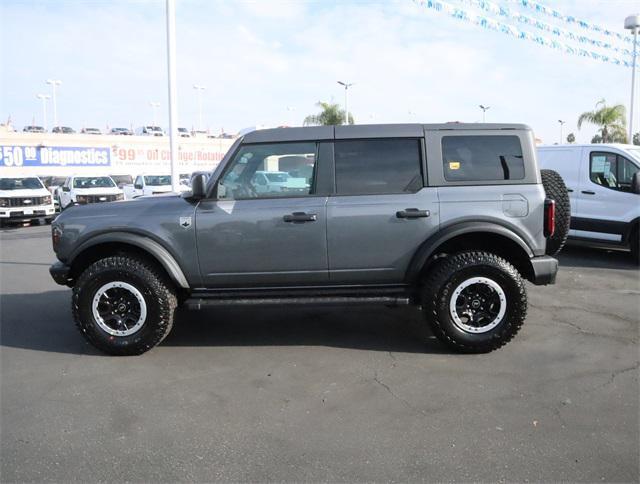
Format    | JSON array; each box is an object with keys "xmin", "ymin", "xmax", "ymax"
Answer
[{"xmin": 541, "ymin": 169, "xmax": 570, "ymax": 256}]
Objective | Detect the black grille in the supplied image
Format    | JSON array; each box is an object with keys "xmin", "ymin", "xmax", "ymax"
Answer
[
  {"xmin": 84, "ymin": 195, "xmax": 118, "ymax": 204},
  {"xmin": 7, "ymin": 197, "xmax": 47, "ymax": 207}
]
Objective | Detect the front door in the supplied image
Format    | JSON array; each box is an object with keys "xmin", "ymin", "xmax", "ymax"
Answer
[
  {"xmin": 196, "ymin": 141, "xmax": 328, "ymax": 287},
  {"xmin": 573, "ymin": 150, "xmax": 640, "ymax": 242},
  {"xmin": 327, "ymin": 138, "xmax": 439, "ymax": 283}
]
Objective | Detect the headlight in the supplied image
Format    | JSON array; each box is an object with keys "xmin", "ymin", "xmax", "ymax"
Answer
[
  {"xmin": 43, "ymin": 195, "xmax": 52, "ymax": 205},
  {"xmin": 115, "ymin": 193, "xmax": 124, "ymax": 201},
  {"xmin": 0, "ymin": 198, "xmax": 8, "ymax": 208},
  {"xmin": 76, "ymin": 195, "xmax": 87, "ymax": 204}
]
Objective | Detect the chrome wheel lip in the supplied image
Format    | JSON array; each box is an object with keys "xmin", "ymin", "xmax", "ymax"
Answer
[
  {"xmin": 449, "ymin": 276, "xmax": 506, "ymax": 334},
  {"xmin": 92, "ymin": 281, "xmax": 147, "ymax": 337}
]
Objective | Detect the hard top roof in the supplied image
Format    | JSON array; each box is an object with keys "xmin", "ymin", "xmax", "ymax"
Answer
[{"xmin": 242, "ymin": 123, "xmax": 531, "ymax": 143}]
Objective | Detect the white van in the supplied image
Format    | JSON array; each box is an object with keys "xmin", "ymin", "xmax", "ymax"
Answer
[{"xmin": 537, "ymin": 144, "xmax": 639, "ymax": 261}]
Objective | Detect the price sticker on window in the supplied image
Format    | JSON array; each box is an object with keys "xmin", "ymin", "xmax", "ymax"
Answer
[{"xmin": 448, "ymin": 161, "xmax": 461, "ymax": 170}]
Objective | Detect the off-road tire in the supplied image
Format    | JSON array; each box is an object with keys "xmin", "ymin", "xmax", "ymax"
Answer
[
  {"xmin": 541, "ymin": 169, "xmax": 570, "ymax": 256},
  {"xmin": 422, "ymin": 251, "xmax": 527, "ymax": 353},
  {"xmin": 72, "ymin": 255, "xmax": 177, "ymax": 355}
]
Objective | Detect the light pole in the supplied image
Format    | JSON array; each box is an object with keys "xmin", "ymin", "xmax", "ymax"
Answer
[
  {"xmin": 46, "ymin": 79, "xmax": 62, "ymax": 128},
  {"xmin": 193, "ymin": 84, "xmax": 206, "ymax": 131},
  {"xmin": 625, "ymin": 15, "xmax": 639, "ymax": 143},
  {"xmin": 558, "ymin": 119, "xmax": 566, "ymax": 144},
  {"xmin": 337, "ymin": 81, "xmax": 354, "ymax": 125},
  {"xmin": 166, "ymin": 0, "xmax": 180, "ymax": 192},
  {"xmin": 149, "ymin": 102, "xmax": 160, "ymax": 126},
  {"xmin": 479, "ymin": 105, "xmax": 490, "ymax": 123},
  {"xmin": 36, "ymin": 94, "xmax": 50, "ymax": 131}
]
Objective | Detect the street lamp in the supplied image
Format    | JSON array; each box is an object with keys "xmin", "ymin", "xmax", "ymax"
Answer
[
  {"xmin": 625, "ymin": 14, "xmax": 639, "ymax": 142},
  {"xmin": 149, "ymin": 102, "xmax": 160, "ymax": 126},
  {"xmin": 558, "ymin": 119, "xmax": 566, "ymax": 144},
  {"xmin": 36, "ymin": 94, "xmax": 51, "ymax": 131},
  {"xmin": 46, "ymin": 79, "xmax": 62, "ymax": 128},
  {"xmin": 479, "ymin": 105, "xmax": 490, "ymax": 123},
  {"xmin": 166, "ymin": 0, "xmax": 180, "ymax": 192},
  {"xmin": 337, "ymin": 81, "xmax": 354, "ymax": 125},
  {"xmin": 193, "ymin": 84, "xmax": 206, "ymax": 131}
]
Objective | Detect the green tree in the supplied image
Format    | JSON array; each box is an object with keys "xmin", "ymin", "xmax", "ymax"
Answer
[
  {"xmin": 566, "ymin": 132, "xmax": 575, "ymax": 143},
  {"xmin": 633, "ymin": 132, "xmax": 639, "ymax": 146},
  {"xmin": 304, "ymin": 101, "xmax": 354, "ymax": 126},
  {"xmin": 578, "ymin": 99, "xmax": 627, "ymax": 143}
]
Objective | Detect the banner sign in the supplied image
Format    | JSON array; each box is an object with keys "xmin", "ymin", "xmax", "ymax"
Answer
[{"xmin": 1, "ymin": 145, "xmax": 110, "ymax": 168}]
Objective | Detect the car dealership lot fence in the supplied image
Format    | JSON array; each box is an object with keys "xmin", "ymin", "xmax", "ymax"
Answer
[{"xmin": 0, "ymin": 132, "xmax": 236, "ymax": 177}]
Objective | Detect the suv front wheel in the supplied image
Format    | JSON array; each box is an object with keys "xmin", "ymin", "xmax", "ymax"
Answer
[
  {"xmin": 72, "ymin": 255, "xmax": 177, "ymax": 355},
  {"xmin": 422, "ymin": 251, "xmax": 527, "ymax": 353}
]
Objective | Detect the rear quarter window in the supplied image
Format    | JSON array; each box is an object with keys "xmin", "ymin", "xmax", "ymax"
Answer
[{"xmin": 442, "ymin": 135, "xmax": 525, "ymax": 182}]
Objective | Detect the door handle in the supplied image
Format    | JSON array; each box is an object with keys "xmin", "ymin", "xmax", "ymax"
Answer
[
  {"xmin": 396, "ymin": 208, "xmax": 430, "ymax": 219},
  {"xmin": 581, "ymin": 190, "xmax": 596, "ymax": 195},
  {"xmin": 283, "ymin": 212, "xmax": 317, "ymax": 223}
]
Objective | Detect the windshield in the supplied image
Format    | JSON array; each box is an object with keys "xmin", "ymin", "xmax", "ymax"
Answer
[
  {"xmin": 73, "ymin": 177, "xmax": 116, "ymax": 189},
  {"xmin": 144, "ymin": 175, "xmax": 171, "ymax": 186},
  {"xmin": 110, "ymin": 175, "xmax": 133, "ymax": 186},
  {"xmin": 265, "ymin": 173, "xmax": 289, "ymax": 182},
  {"xmin": 0, "ymin": 177, "xmax": 44, "ymax": 190}
]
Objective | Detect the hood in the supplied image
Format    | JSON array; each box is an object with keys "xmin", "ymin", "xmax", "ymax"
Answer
[
  {"xmin": 72, "ymin": 187, "xmax": 123, "ymax": 195},
  {"xmin": 146, "ymin": 185, "xmax": 173, "ymax": 192},
  {"xmin": 0, "ymin": 188, "xmax": 50, "ymax": 198}
]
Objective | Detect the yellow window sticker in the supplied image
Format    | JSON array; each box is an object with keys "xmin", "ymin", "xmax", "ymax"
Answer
[{"xmin": 449, "ymin": 161, "xmax": 460, "ymax": 170}]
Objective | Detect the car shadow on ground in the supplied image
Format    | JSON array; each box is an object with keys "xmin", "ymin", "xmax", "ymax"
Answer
[
  {"xmin": 0, "ymin": 290, "xmax": 447, "ymax": 356},
  {"xmin": 557, "ymin": 243, "xmax": 638, "ymax": 271}
]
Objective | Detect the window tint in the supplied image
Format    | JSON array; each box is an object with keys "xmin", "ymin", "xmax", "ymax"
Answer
[
  {"xmin": 442, "ymin": 135, "xmax": 525, "ymax": 181},
  {"xmin": 590, "ymin": 152, "xmax": 639, "ymax": 192},
  {"xmin": 217, "ymin": 142, "xmax": 316, "ymax": 200},
  {"xmin": 334, "ymin": 139, "xmax": 423, "ymax": 195}
]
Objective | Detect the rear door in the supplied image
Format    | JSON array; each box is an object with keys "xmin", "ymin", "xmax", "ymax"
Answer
[
  {"xmin": 574, "ymin": 150, "xmax": 640, "ymax": 242},
  {"xmin": 327, "ymin": 131, "xmax": 439, "ymax": 283}
]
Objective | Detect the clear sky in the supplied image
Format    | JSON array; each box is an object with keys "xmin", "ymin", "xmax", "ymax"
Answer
[{"xmin": 0, "ymin": 0, "xmax": 637, "ymax": 143}]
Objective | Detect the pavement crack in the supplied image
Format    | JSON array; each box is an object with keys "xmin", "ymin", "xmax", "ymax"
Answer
[{"xmin": 373, "ymin": 370, "xmax": 427, "ymax": 417}]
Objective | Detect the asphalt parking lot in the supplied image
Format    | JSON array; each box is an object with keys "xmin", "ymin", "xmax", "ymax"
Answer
[{"xmin": 1, "ymin": 223, "xmax": 638, "ymax": 482}]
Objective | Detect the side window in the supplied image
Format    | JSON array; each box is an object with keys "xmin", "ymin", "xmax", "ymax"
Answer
[
  {"xmin": 135, "ymin": 176, "xmax": 143, "ymax": 186},
  {"xmin": 442, "ymin": 135, "xmax": 525, "ymax": 182},
  {"xmin": 217, "ymin": 142, "xmax": 317, "ymax": 200},
  {"xmin": 334, "ymin": 139, "xmax": 423, "ymax": 195},
  {"xmin": 590, "ymin": 152, "xmax": 639, "ymax": 192}
]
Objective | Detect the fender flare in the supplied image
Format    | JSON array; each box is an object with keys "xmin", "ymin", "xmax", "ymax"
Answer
[
  {"xmin": 69, "ymin": 231, "xmax": 190, "ymax": 289},
  {"xmin": 405, "ymin": 221, "xmax": 534, "ymax": 283}
]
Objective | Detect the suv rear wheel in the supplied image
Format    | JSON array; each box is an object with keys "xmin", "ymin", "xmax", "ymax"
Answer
[
  {"xmin": 72, "ymin": 255, "xmax": 177, "ymax": 355},
  {"xmin": 422, "ymin": 251, "xmax": 527, "ymax": 353}
]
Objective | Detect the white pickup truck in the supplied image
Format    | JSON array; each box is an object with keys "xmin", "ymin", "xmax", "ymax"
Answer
[
  {"xmin": 0, "ymin": 176, "xmax": 56, "ymax": 226},
  {"xmin": 59, "ymin": 175, "xmax": 124, "ymax": 210},
  {"xmin": 123, "ymin": 174, "xmax": 175, "ymax": 199},
  {"xmin": 251, "ymin": 170, "xmax": 309, "ymax": 195}
]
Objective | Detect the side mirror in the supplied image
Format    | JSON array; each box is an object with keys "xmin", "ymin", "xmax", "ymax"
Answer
[
  {"xmin": 631, "ymin": 172, "xmax": 640, "ymax": 195},
  {"xmin": 134, "ymin": 183, "xmax": 143, "ymax": 190},
  {"xmin": 62, "ymin": 186, "xmax": 70, "ymax": 192},
  {"xmin": 191, "ymin": 174, "xmax": 207, "ymax": 199}
]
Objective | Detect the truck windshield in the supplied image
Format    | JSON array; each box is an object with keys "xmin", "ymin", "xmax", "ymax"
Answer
[
  {"xmin": 144, "ymin": 175, "xmax": 171, "ymax": 186},
  {"xmin": 73, "ymin": 177, "xmax": 116, "ymax": 188},
  {"xmin": 0, "ymin": 177, "xmax": 44, "ymax": 190}
]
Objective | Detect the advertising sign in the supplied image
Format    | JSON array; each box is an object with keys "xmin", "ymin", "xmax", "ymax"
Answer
[{"xmin": 1, "ymin": 145, "xmax": 110, "ymax": 168}]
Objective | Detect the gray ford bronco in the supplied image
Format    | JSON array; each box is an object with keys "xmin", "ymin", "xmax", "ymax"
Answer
[{"xmin": 50, "ymin": 124, "xmax": 567, "ymax": 355}]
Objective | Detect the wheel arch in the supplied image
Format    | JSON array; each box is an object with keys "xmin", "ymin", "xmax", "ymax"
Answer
[
  {"xmin": 406, "ymin": 222, "xmax": 536, "ymax": 283},
  {"xmin": 68, "ymin": 232, "xmax": 190, "ymax": 289}
]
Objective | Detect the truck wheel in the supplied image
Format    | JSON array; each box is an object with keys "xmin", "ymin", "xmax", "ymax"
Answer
[
  {"xmin": 72, "ymin": 255, "xmax": 177, "ymax": 355},
  {"xmin": 541, "ymin": 169, "xmax": 570, "ymax": 256},
  {"xmin": 422, "ymin": 251, "xmax": 527, "ymax": 353}
]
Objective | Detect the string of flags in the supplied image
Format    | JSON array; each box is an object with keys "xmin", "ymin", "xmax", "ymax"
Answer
[{"xmin": 413, "ymin": 0, "xmax": 637, "ymax": 68}]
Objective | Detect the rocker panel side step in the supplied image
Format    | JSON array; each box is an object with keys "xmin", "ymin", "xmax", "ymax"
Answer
[{"xmin": 184, "ymin": 296, "xmax": 411, "ymax": 310}]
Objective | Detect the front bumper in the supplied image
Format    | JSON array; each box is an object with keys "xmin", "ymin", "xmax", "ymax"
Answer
[
  {"xmin": 530, "ymin": 255, "xmax": 558, "ymax": 285},
  {"xmin": 0, "ymin": 205, "xmax": 56, "ymax": 221},
  {"xmin": 50, "ymin": 261, "xmax": 72, "ymax": 286}
]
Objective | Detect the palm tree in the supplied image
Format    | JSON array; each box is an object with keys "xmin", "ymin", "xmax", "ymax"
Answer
[
  {"xmin": 304, "ymin": 101, "xmax": 354, "ymax": 126},
  {"xmin": 577, "ymin": 99, "xmax": 627, "ymax": 143}
]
